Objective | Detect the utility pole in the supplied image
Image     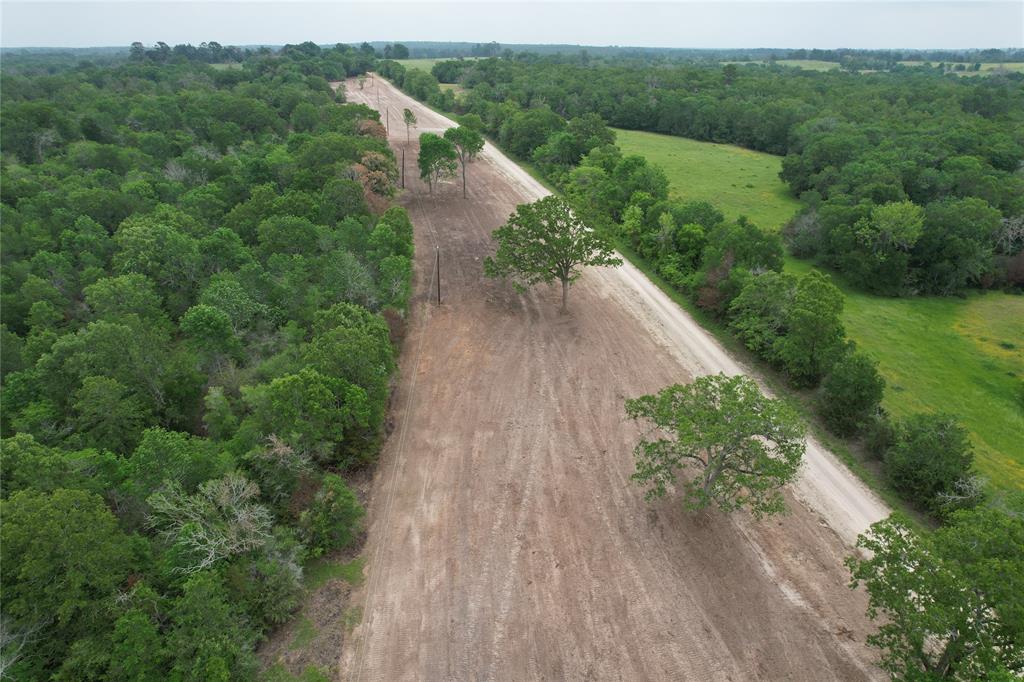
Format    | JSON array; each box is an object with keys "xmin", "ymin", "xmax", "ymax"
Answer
[
  {"xmin": 435, "ymin": 246, "xmax": 441, "ymax": 305},
  {"xmin": 401, "ymin": 147, "xmax": 405, "ymax": 189},
  {"xmin": 386, "ymin": 108, "xmax": 389, "ymax": 135}
]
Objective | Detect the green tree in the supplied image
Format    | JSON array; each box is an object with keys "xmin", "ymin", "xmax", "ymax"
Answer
[
  {"xmin": 625, "ymin": 373, "xmax": 805, "ymax": 518},
  {"xmin": 106, "ymin": 608, "xmax": 170, "ymax": 681},
  {"xmin": 728, "ymin": 271, "xmax": 796, "ymax": 362},
  {"xmin": 444, "ymin": 125, "xmax": 485, "ymax": 198},
  {"xmin": 774, "ymin": 271, "xmax": 846, "ymax": 387},
  {"xmin": 484, "ymin": 196, "xmax": 621, "ymax": 312},
  {"xmin": 298, "ymin": 473, "xmax": 365, "ymax": 556},
  {"xmin": 846, "ymin": 509, "xmax": 1024, "ymax": 680},
  {"xmin": 256, "ymin": 215, "xmax": 320, "ymax": 258},
  {"xmin": 290, "ymin": 102, "xmax": 319, "ymax": 132},
  {"xmin": 417, "ymin": 132, "xmax": 457, "ymax": 194},
  {"xmin": 72, "ymin": 375, "xmax": 153, "ymax": 453},
  {"xmin": 199, "ymin": 275, "xmax": 265, "ymax": 334},
  {"xmin": 165, "ymin": 571, "xmax": 259, "ymax": 680},
  {"xmin": 852, "ymin": 201, "xmax": 925, "ymax": 294},
  {"xmin": 402, "ymin": 108, "xmax": 417, "ymax": 143},
  {"xmin": 884, "ymin": 414, "xmax": 974, "ymax": 513},
  {"xmin": 83, "ymin": 274, "xmax": 167, "ymax": 326},
  {"xmin": 180, "ymin": 304, "xmax": 242, "ymax": 367},
  {"xmin": 241, "ymin": 367, "xmax": 370, "ymax": 460},
  {"xmin": 126, "ymin": 427, "xmax": 233, "ymax": 501},
  {"xmin": 819, "ymin": 351, "xmax": 885, "ymax": 436},
  {"xmin": 1, "ymin": 489, "xmax": 132, "ymax": 668}
]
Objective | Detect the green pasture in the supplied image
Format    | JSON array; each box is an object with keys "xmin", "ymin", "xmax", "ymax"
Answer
[
  {"xmin": 614, "ymin": 128, "xmax": 801, "ymax": 231},
  {"xmin": 723, "ymin": 59, "xmax": 840, "ymax": 71},
  {"xmin": 790, "ymin": 258, "xmax": 1024, "ymax": 489},
  {"xmin": 395, "ymin": 58, "xmax": 444, "ymax": 72},
  {"xmin": 619, "ymin": 128, "xmax": 1024, "ymax": 489}
]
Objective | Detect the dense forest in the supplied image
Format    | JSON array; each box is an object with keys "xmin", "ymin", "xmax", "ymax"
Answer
[
  {"xmin": 0, "ymin": 42, "xmax": 410, "ymax": 678},
  {"xmin": 409, "ymin": 54, "xmax": 1024, "ymax": 296}
]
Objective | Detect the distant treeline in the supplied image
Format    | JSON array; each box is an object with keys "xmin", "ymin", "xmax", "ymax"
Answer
[
  {"xmin": 372, "ymin": 41, "xmax": 1024, "ymax": 63},
  {"xmin": 415, "ymin": 54, "xmax": 1024, "ymax": 297}
]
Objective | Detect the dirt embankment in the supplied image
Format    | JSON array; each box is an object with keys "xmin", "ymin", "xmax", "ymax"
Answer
[{"xmin": 335, "ymin": 76, "xmax": 887, "ymax": 681}]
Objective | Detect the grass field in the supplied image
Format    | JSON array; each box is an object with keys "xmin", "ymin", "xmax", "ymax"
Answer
[
  {"xmin": 395, "ymin": 58, "xmax": 445, "ymax": 72},
  {"xmin": 614, "ymin": 128, "xmax": 801, "ymax": 230},
  {"xmin": 617, "ymin": 128, "xmax": 1024, "ymax": 489},
  {"xmin": 787, "ymin": 259, "xmax": 1024, "ymax": 489},
  {"xmin": 723, "ymin": 59, "xmax": 840, "ymax": 71}
]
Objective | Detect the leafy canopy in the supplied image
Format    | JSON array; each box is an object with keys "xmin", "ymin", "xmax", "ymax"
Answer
[
  {"xmin": 847, "ymin": 508, "xmax": 1024, "ymax": 680},
  {"xmin": 625, "ymin": 373, "xmax": 805, "ymax": 518},
  {"xmin": 483, "ymin": 195, "xmax": 621, "ymax": 311}
]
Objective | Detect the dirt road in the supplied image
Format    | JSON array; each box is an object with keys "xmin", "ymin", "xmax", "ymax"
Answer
[{"xmin": 337, "ymin": 75, "xmax": 888, "ymax": 681}]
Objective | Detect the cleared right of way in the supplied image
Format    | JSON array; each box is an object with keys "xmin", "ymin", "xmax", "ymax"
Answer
[{"xmin": 339, "ymin": 75, "xmax": 888, "ymax": 681}]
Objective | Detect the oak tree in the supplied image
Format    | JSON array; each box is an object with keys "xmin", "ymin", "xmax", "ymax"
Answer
[
  {"xmin": 847, "ymin": 508, "xmax": 1024, "ymax": 680},
  {"xmin": 626, "ymin": 373, "xmax": 805, "ymax": 518},
  {"xmin": 484, "ymin": 196, "xmax": 621, "ymax": 311}
]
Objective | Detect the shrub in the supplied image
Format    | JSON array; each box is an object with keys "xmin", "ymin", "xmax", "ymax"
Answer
[
  {"xmin": 819, "ymin": 351, "xmax": 885, "ymax": 436},
  {"xmin": 782, "ymin": 210, "xmax": 824, "ymax": 258},
  {"xmin": 863, "ymin": 411, "xmax": 896, "ymax": 459},
  {"xmin": 298, "ymin": 473, "xmax": 365, "ymax": 556},
  {"xmin": 884, "ymin": 414, "xmax": 974, "ymax": 513}
]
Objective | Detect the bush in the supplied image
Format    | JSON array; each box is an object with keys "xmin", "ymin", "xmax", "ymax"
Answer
[
  {"xmin": 225, "ymin": 529, "xmax": 306, "ymax": 629},
  {"xmin": 863, "ymin": 411, "xmax": 896, "ymax": 459},
  {"xmin": 299, "ymin": 473, "xmax": 365, "ymax": 556},
  {"xmin": 819, "ymin": 351, "xmax": 885, "ymax": 436},
  {"xmin": 782, "ymin": 210, "xmax": 824, "ymax": 258},
  {"xmin": 884, "ymin": 414, "xmax": 974, "ymax": 513}
]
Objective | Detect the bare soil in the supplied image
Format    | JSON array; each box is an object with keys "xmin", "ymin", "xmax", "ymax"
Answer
[{"xmin": 334, "ymin": 76, "xmax": 889, "ymax": 681}]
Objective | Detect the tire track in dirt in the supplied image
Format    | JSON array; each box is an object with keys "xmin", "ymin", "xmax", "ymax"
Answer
[{"xmin": 337, "ymin": 76, "xmax": 886, "ymax": 681}]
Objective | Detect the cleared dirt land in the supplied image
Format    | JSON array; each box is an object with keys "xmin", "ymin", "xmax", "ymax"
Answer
[{"xmin": 337, "ymin": 76, "xmax": 888, "ymax": 681}]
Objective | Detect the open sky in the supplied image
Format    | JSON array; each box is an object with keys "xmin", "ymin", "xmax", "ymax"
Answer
[{"xmin": 2, "ymin": 1, "xmax": 1022, "ymax": 50}]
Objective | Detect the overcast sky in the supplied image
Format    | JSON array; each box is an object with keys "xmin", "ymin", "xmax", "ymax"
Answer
[{"xmin": 2, "ymin": 1, "xmax": 1022, "ymax": 50}]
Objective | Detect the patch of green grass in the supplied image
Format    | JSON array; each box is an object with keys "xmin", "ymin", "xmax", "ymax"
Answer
[
  {"xmin": 898, "ymin": 61, "xmax": 1024, "ymax": 76},
  {"xmin": 289, "ymin": 617, "xmax": 317, "ymax": 651},
  {"xmin": 395, "ymin": 58, "xmax": 444, "ymax": 72},
  {"xmin": 263, "ymin": 664, "xmax": 331, "ymax": 682},
  {"xmin": 342, "ymin": 606, "xmax": 363, "ymax": 633},
  {"xmin": 775, "ymin": 59, "xmax": 841, "ymax": 71},
  {"xmin": 614, "ymin": 128, "xmax": 801, "ymax": 231},
  {"xmin": 304, "ymin": 556, "xmax": 365, "ymax": 591},
  {"xmin": 786, "ymin": 258, "xmax": 1024, "ymax": 489}
]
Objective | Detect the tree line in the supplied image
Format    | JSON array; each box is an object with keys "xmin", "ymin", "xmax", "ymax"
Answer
[
  {"xmin": 0, "ymin": 45, "xmax": 410, "ymax": 678},
  {"xmin": 418, "ymin": 54, "xmax": 1024, "ymax": 296}
]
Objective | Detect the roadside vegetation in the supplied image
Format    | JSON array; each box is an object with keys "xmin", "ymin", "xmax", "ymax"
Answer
[
  {"xmin": 0, "ymin": 41, "xmax": 409, "ymax": 679},
  {"xmin": 615, "ymin": 130, "xmax": 1024, "ymax": 490}
]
